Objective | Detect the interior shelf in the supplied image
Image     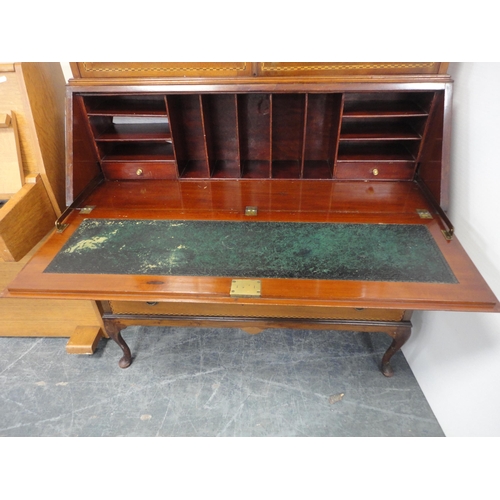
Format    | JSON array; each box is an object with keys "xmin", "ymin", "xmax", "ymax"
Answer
[
  {"xmin": 94, "ymin": 123, "xmax": 171, "ymax": 141},
  {"xmin": 342, "ymin": 92, "xmax": 433, "ymax": 117},
  {"xmin": 80, "ymin": 90, "xmax": 438, "ymax": 181},
  {"xmin": 85, "ymin": 95, "xmax": 168, "ymax": 116},
  {"xmin": 337, "ymin": 142, "xmax": 416, "ymax": 162},
  {"xmin": 100, "ymin": 142, "xmax": 174, "ymax": 162},
  {"xmin": 340, "ymin": 119, "xmax": 422, "ymax": 140}
]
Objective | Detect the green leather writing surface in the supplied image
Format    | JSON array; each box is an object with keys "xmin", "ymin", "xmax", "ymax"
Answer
[{"xmin": 45, "ymin": 219, "xmax": 457, "ymax": 283}]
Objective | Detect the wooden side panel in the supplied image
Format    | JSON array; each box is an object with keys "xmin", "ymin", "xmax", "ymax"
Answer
[
  {"xmin": 417, "ymin": 88, "xmax": 449, "ymax": 208},
  {"xmin": 68, "ymin": 94, "xmax": 102, "ymax": 204},
  {"xmin": 18, "ymin": 63, "xmax": 67, "ymax": 212},
  {"xmin": 0, "ymin": 66, "xmax": 39, "ymax": 179},
  {"xmin": 0, "ymin": 176, "xmax": 55, "ymax": 261},
  {"xmin": 0, "ymin": 112, "xmax": 24, "ymax": 194},
  {"xmin": 0, "ymin": 63, "xmax": 66, "ymax": 218},
  {"xmin": 0, "ymin": 300, "xmax": 102, "ymax": 337}
]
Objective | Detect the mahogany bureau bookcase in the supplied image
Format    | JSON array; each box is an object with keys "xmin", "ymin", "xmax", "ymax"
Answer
[{"xmin": 3, "ymin": 62, "xmax": 498, "ymax": 376}]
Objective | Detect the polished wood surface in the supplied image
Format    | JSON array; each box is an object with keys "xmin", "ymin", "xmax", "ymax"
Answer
[
  {"xmin": 5, "ymin": 180, "xmax": 498, "ymax": 313},
  {"xmin": 65, "ymin": 83, "xmax": 452, "ymax": 209}
]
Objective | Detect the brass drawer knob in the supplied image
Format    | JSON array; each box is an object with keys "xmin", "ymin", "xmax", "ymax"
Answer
[
  {"xmin": 372, "ymin": 168, "xmax": 379, "ymax": 176},
  {"xmin": 136, "ymin": 168, "xmax": 144, "ymax": 176}
]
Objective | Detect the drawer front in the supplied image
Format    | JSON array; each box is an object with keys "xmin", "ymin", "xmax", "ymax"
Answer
[
  {"xmin": 102, "ymin": 162, "xmax": 178, "ymax": 180},
  {"xmin": 335, "ymin": 162, "xmax": 415, "ymax": 180},
  {"xmin": 109, "ymin": 301, "xmax": 405, "ymax": 322}
]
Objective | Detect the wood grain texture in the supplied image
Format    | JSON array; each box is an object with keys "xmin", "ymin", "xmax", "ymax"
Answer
[
  {"xmin": 0, "ymin": 68, "xmax": 38, "ymax": 179},
  {"xmin": 66, "ymin": 326, "xmax": 102, "ymax": 354},
  {"xmin": 18, "ymin": 62, "xmax": 66, "ymax": 213},
  {"xmin": 4, "ymin": 180, "xmax": 498, "ymax": 313},
  {"xmin": 0, "ymin": 175, "xmax": 55, "ymax": 261},
  {"xmin": 0, "ymin": 239, "xmax": 105, "ymax": 337},
  {"xmin": 0, "ymin": 63, "xmax": 65, "ymax": 213},
  {"xmin": 109, "ymin": 300, "xmax": 405, "ymax": 321},
  {"xmin": 0, "ymin": 112, "xmax": 24, "ymax": 193}
]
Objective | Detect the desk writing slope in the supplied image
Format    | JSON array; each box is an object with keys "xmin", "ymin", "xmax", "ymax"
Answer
[
  {"xmin": 45, "ymin": 219, "xmax": 457, "ymax": 284},
  {"xmin": 3, "ymin": 62, "xmax": 499, "ymax": 376}
]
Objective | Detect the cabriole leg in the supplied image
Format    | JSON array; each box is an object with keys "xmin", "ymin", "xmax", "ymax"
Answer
[
  {"xmin": 103, "ymin": 319, "xmax": 132, "ymax": 368},
  {"xmin": 381, "ymin": 326, "xmax": 411, "ymax": 377}
]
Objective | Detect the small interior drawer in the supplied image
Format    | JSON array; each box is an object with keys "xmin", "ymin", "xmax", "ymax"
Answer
[
  {"xmin": 101, "ymin": 161, "xmax": 178, "ymax": 180},
  {"xmin": 335, "ymin": 162, "xmax": 415, "ymax": 180}
]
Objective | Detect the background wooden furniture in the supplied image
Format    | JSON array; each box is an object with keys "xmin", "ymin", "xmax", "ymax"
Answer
[
  {"xmin": 0, "ymin": 63, "xmax": 104, "ymax": 348},
  {"xmin": 0, "ymin": 62, "xmax": 65, "ymax": 261},
  {"xmin": 4, "ymin": 62, "xmax": 497, "ymax": 375}
]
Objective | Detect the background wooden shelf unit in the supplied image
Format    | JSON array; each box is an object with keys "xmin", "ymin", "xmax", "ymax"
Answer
[{"xmin": 0, "ymin": 62, "xmax": 66, "ymax": 262}]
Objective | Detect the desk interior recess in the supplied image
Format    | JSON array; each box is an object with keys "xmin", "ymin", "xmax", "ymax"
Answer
[{"xmin": 67, "ymin": 85, "xmax": 448, "ymax": 210}]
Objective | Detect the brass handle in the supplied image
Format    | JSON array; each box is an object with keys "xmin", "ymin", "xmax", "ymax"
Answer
[
  {"xmin": 372, "ymin": 168, "xmax": 379, "ymax": 176},
  {"xmin": 136, "ymin": 168, "xmax": 144, "ymax": 176}
]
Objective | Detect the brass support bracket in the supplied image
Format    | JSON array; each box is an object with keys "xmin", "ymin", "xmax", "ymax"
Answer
[
  {"xmin": 441, "ymin": 229, "xmax": 454, "ymax": 241},
  {"xmin": 416, "ymin": 209, "xmax": 433, "ymax": 219},
  {"xmin": 55, "ymin": 174, "xmax": 104, "ymax": 233},
  {"xmin": 415, "ymin": 178, "xmax": 454, "ymax": 240}
]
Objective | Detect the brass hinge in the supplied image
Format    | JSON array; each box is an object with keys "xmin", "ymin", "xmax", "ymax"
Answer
[
  {"xmin": 78, "ymin": 205, "xmax": 96, "ymax": 215},
  {"xmin": 416, "ymin": 209, "xmax": 433, "ymax": 219}
]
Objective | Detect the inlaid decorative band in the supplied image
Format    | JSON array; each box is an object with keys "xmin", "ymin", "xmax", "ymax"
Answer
[
  {"xmin": 82, "ymin": 63, "xmax": 247, "ymax": 73},
  {"xmin": 260, "ymin": 63, "xmax": 436, "ymax": 71}
]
